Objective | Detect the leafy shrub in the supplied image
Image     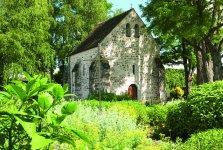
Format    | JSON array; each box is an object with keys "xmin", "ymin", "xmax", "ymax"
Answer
[
  {"xmin": 82, "ymin": 100, "xmax": 149, "ymax": 124},
  {"xmin": 182, "ymin": 129, "xmax": 223, "ymax": 150},
  {"xmin": 62, "ymin": 104, "xmax": 151, "ymax": 149},
  {"xmin": 170, "ymin": 87, "xmax": 184, "ymax": 98},
  {"xmin": 88, "ymin": 91, "xmax": 132, "ymax": 101},
  {"xmin": 0, "ymin": 73, "xmax": 86, "ymax": 149},
  {"xmin": 164, "ymin": 129, "xmax": 223, "ymax": 150},
  {"xmin": 147, "ymin": 101, "xmax": 182, "ymax": 140},
  {"xmin": 165, "ymin": 81, "xmax": 223, "ymax": 140}
]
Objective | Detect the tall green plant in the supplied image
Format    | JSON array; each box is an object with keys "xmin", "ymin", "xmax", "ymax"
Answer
[{"xmin": 0, "ymin": 73, "xmax": 88, "ymax": 149}]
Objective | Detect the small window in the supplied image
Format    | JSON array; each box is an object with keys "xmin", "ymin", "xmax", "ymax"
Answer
[
  {"xmin": 134, "ymin": 24, "xmax": 140, "ymax": 38},
  {"xmin": 126, "ymin": 23, "xmax": 131, "ymax": 37},
  {"xmin": 133, "ymin": 65, "xmax": 136, "ymax": 75},
  {"xmin": 83, "ymin": 65, "xmax": 85, "ymax": 76}
]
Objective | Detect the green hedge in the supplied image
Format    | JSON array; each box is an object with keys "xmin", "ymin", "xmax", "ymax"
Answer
[
  {"xmin": 165, "ymin": 81, "xmax": 223, "ymax": 140},
  {"xmin": 146, "ymin": 101, "xmax": 182, "ymax": 139},
  {"xmin": 181, "ymin": 129, "xmax": 223, "ymax": 150}
]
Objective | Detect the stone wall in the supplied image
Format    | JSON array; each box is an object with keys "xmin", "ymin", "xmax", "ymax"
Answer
[
  {"xmin": 69, "ymin": 47, "xmax": 99, "ymax": 98},
  {"xmin": 99, "ymin": 9, "xmax": 161, "ymax": 101}
]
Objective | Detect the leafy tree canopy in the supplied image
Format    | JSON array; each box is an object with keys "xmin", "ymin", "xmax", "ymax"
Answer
[{"xmin": 0, "ymin": 0, "xmax": 55, "ymax": 84}]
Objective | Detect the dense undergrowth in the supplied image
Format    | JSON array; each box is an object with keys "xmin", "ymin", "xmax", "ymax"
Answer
[{"xmin": 0, "ymin": 74, "xmax": 223, "ymax": 149}]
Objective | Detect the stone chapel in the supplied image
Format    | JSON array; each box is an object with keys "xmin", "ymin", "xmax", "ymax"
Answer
[{"xmin": 69, "ymin": 8, "xmax": 165, "ymax": 103}]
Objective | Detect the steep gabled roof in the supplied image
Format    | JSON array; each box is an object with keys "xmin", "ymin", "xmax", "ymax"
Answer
[{"xmin": 70, "ymin": 9, "xmax": 133, "ymax": 55}]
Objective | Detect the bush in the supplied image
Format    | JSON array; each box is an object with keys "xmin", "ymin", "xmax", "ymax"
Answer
[
  {"xmin": 147, "ymin": 101, "xmax": 182, "ymax": 140},
  {"xmin": 165, "ymin": 81, "xmax": 223, "ymax": 140},
  {"xmin": 62, "ymin": 104, "xmax": 151, "ymax": 149},
  {"xmin": 81, "ymin": 100, "xmax": 149, "ymax": 125},
  {"xmin": 170, "ymin": 87, "xmax": 184, "ymax": 98},
  {"xmin": 165, "ymin": 129, "xmax": 223, "ymax": 150},
  {"xmin": 182, "ymin": 129, "xmax": 223, "ymax": 150}
]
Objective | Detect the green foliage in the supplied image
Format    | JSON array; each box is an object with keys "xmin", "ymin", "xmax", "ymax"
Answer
[
  {"xmin": 165, "ymin": 69, "xmax": 185, "ymax": 90},
  {"xmin": 82, "ymin": 100, "xmax": 149, "ymax": 125},
  {"xmin": 52, "ymin": 0, "xmax": 112, "ymax": 58},
  {"xmin": 164, "ymin": 129, "xmax": 223, "ymax": 150},
  {"xmin": 142, "ymin": 0, "xmax": 223, "ymax": 84},
  {"xmin": 165, "ymin": 81, "xmax": 223, "ymax": 140},
  {"xmin": 147, "ymin": 101, "xmax": 182, "ymax": 140},
  {"xmin": 181, "ymin": 129, "xmax": 223, "ymax": 150},
  {"xmin": 0, "ymin": 73, "xmax": 87, "ymax": 149},
  {"xmin": 170, "ymin": 87, "xmax": 185, "ymax": 99},
  {"xmin": 0, "ymin": 0, "xmax": 55, "ymax": 84},
  {"xmin": 60, "ymin": 102, "xmax": 152, "ymax": 149},
  {"xmin": 61, "ymin": 102, "xmax": 77, "ymax": 115}
]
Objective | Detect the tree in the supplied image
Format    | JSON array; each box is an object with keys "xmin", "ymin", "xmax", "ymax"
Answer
[
  {"xmin": 141, "ymin": 0, "xmax": 223, "ymax": 85},
  {"xmin": 51, "ymin": 0, "xmax": 112, "ymax": 84},
  {"xmin": 0, "ymin": 0, "xmax": 55, "ymax": 85},
  {"xmin": 158, "ymin": 35, "xmax": 196, "ymax": 97}
]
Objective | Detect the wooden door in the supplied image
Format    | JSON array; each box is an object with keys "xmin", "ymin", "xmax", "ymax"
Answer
[{"xmin": 128, "ymin": 84, "xmax": 137, "ymax": 99}]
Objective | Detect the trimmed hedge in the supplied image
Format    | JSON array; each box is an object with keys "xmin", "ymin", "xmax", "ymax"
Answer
[
  {"xmin": 146, "ymin": 101, "xmax": 182, "ymax": 139},
  {"xmin": 165, "ymin": 81, "xmax": 223, "ymax": 140},
  {"xmin": 182, "ymin": 129, "xmax": 223, "ymax": 150}
]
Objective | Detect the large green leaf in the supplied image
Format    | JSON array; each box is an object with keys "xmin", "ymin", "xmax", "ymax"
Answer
[
  {"xmin": 15, "ymin": 117, "xmax": 53, "ymax": 150},
  {"xmin": 0, "ymin": 91, "xmax": 11, "ymax": 100},
  {"xmin": 11, "ymin": 84, "xmax": 27, "ymax": 101},
  {"xmin": 31, "ymin": 134, "xmax": 52, "ymax": 150},
  {"xmin": 52, "ymin": 84, "xmax": 64, "ymax": 101},
  {"xmin": 38, "ymin": 92, "xmax": 54, "ymax": 110},
  {"xmin": 61, "ymin": 102, "xmax": 77, "ymax": 115}
]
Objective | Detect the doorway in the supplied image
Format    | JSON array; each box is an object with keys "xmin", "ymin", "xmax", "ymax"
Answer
[{"xmin": 128, "ymin": 84, "xmax": 137, "ymax": 99}]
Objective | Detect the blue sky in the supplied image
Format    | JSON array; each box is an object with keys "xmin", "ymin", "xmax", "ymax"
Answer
[{"xmin": 108, "ymin": 0, "xmax": 148, "ymax": 17}]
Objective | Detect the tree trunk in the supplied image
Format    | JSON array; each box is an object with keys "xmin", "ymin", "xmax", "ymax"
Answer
[
  {"xmin": 210, "ymin": 49, "xmax": 222, "ymax": 81},
  {"xmin": 195, "ymin": 42, "xmax": 214, "ymax": 84},
  {"xmin": 182, "ymin": 40, "xmax": 190, "ymax": 97},
  {"xmin": 196, "ymin": 49, "xmax": 206, "ymax": 84},
  {"xmin": 205, "ymin": 38, "xmax": 223, "ymax": 81}
]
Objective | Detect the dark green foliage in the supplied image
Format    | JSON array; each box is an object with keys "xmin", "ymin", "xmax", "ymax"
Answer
[
  {"xmin": 181, "ymin": 129, "xmax": 223, "ymax": 150},
  {"xmin": 165, "ymin": 81, "xmax": 223, "ymax": 140},
  {"xmin": 88, "ymin": 92, "xmax": 132, "ymax": 101}
]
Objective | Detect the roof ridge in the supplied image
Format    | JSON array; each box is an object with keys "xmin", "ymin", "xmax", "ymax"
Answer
[{"xmin": 70, "ymin": 9, "xmax": 134, "ymax": 55}]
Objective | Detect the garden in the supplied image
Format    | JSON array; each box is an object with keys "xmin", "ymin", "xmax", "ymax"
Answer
[{"xmin": 0, "ymin": 73, "xmax": 223, "ymax": 149}]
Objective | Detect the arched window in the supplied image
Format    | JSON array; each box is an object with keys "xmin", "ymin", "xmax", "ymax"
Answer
[
  {"xmin": 126, "ymin": 23, "xmax": 131, "ymax": 37},
  {"xmin": 89, "ymin": 58, "xmax": 110, "ymax": 93},
  {"xmin": 134, "ymin": 24, "xmax": 140, "ymax": 38},
  {"xmin": 72, "ymin": 63, "xmax": 81, "ymax": 97}
]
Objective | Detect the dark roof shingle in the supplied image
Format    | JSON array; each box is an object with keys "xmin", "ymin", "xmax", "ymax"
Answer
[{"xmin": 70, "ymin": 9, "xmax": 133, "ymax": 55}]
